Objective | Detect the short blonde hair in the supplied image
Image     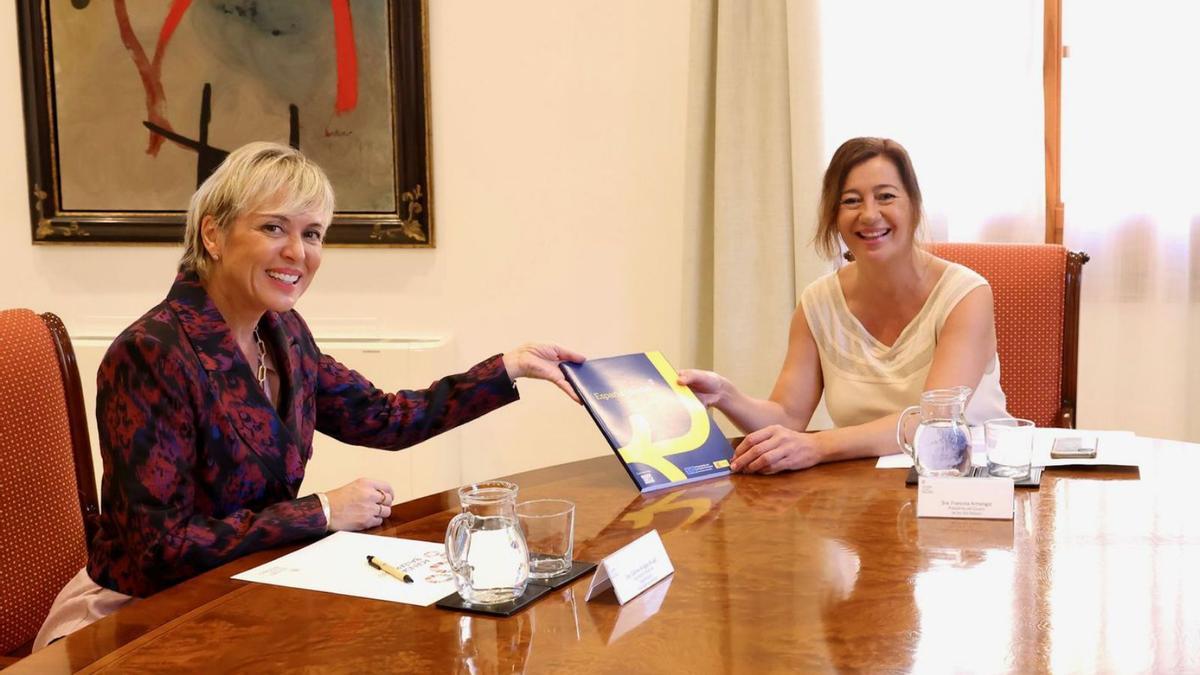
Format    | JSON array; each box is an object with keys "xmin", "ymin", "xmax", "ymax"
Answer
[
  {"xmin": 814, "ymin": 137, "xmax": 924, "ymax": 260},
  {"xmin": 179, "ymin": 142, "xmax": 335, "ymax": 279}
]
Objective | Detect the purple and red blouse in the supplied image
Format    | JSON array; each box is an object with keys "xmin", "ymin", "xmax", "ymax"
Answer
[{"xmin": 88, "ymin": 273, "xmax": 518, "ymax": 597}]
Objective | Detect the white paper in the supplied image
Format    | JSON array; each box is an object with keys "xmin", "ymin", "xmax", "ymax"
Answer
[
  {"xmin": 917, "ymin": 475, "xmax": 1014, "ymax": 520},
  {"xmin": 1034, "ymin": 429, "xmax": 1143, "ymax": 468},
  {"xmin": 878, "ymin": 427, "xmax": 1142, "ymax": 469},
  {"xmin": 232, "ymin": 531, "xmax": 456, "ymax": 606},
  {"xmin": 585, "ymin": 530, "xmax": 674, "ymax": 605}
]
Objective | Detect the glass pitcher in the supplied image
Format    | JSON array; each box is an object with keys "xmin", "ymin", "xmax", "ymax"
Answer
[
  {"xmin": 896, "ymin": 386, "xmax": 973, "ymax": 477},
  {"xmin": 445, "ymin": 480, "xmax": 530, "ymax": 605}
]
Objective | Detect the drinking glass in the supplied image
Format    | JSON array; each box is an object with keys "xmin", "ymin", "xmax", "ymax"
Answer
[
  {"xmin": 985, "ymin": 418, "xmax": 1036, "ymax": 478},
  {"xmin": 516, "ymin": 499, "xmax": 575, "ymax": 579}
]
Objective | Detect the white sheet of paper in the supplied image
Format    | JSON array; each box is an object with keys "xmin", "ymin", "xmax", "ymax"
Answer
[
  {"xmin": 585, "ymin": 530, "xmax": 674, "ymax": 605},
  {"xmin": 1035, "ymin": 429, "xmax": 1143, "ymax": 468},
  {"xmin": 232, "ymin": 531, "xmax": 456, "ymax": 606},
  {"xmin": 877, "ymin": 427, "xmax": 1142, "ymax": 469}
]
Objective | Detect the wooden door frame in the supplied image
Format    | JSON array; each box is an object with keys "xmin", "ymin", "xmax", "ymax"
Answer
[{"xmin": 1044, "ymin": 0, "xmax": 1064, "ymax": 244}]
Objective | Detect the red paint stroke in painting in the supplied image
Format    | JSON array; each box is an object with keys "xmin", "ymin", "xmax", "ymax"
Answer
[
  {"xmin": 331, "ymin": 0, "xmax": 359, "ymax": 114},
  {"xmin": 112, "ymin": 0, "xmax": 192, "ymax": 155},
  {"xmin": 153, "ymin": 0, "xmax": 192, "ymax": 71}
]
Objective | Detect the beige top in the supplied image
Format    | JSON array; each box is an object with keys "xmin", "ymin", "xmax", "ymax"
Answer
[{"xmin": 801, "ymin": 262, "xmax": 1008, "ymax": 428}]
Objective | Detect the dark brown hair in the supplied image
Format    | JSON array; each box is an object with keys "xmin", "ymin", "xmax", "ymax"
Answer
[{"xmin": 814, "ymin": 137, "xmax": 924, "ymax": 259}]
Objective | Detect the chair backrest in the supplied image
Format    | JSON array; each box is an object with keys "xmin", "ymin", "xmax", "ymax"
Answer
[
  {"xmin": 0, "ymin": 310, "xmax": 97, "ymax": 655},
  {"xmin": 927, "ymin": 243, "xmax": 1088, "ymax": 428}
]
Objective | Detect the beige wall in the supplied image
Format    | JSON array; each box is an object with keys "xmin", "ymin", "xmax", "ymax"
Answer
[{"xmin": 0, "ymin": 2, "xmax": 701, "ymax": 492}]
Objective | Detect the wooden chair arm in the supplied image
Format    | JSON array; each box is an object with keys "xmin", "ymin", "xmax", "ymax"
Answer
[{"xmin": 1055, "ymin": 405, "xmax": 1076, "ymax": 429}]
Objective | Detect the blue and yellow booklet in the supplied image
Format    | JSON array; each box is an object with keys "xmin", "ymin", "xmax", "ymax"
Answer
[{"xmin": 560, "ymin": 352, "xmax": 734, "ymax": 492}]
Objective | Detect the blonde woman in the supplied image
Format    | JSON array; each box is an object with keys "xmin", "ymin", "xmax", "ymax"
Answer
[{"xmin": 35, "ymin": 142, "xmax": 583, "ymax": 648}]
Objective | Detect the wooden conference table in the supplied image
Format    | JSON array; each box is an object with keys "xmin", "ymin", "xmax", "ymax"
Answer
[{"xmin": 13, "ymin": 437, "xmax": 1200, "ymax": 673}]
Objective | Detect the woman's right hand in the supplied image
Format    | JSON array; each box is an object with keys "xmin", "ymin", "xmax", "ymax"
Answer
[
  {"xmin": 677, "ymin": 369, "xmax": 728, "ymax": 407},
  {"xmin": 325, "ymin": 478, "xmax": 395, "ymax": 531}
]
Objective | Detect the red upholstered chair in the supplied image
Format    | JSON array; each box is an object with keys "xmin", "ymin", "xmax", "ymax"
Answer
[
  {"xmin": 0, "ymin": 310, "xmax": 97, "ymax": 664},
  {"xmin": 927, "ymin": 243, "xmax": 1089, "ymax": 428}
]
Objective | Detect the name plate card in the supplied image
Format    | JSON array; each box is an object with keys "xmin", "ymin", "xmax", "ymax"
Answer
[
  {"xmin": 585, "ymin": 530, "xmax": 674, "ymax": 605},
  {"xmin": 917, "ymin": 476, "xmax": 1014, "ymax": 520}
]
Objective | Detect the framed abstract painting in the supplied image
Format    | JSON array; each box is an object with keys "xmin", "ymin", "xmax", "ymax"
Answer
[{"xmin": 17, "ymin": 0, "xmax": 433, "ymax": 246}]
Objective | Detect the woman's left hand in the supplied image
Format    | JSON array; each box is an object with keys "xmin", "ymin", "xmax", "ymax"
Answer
[
  {"xmin": 503, "ymin": 343, "xmax": 587, "ymax": 403},
  {"xmin": 732, "ymin": 425, "xmax": 826, "ymax": 474}
]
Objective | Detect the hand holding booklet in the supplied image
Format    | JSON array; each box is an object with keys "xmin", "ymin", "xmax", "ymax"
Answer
[{"xmin": 560, "ymin": 351, "xmax": 733, "ymax": 492}]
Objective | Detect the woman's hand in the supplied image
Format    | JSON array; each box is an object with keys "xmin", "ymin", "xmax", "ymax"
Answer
[
  {"xmin": 325, "ymin": 478, "xmax": 395, "ymax": 531},
  {"xmin": 732, "ymin": 425, "xmax": 826, "ymax": 474},
  {"xmin": 503, "ymin": 343, "xmax": 586, "ymax": 403},
  {"xmin": 676, "ymin": 369, "xmax": 728, "ymax": 407}
]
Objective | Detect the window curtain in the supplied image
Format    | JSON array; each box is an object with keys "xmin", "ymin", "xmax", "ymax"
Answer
[
  {"xmin": 682, "ymin": 0, "xmax": 831, "ymax": 429},
  {"xmin": 1061, "ymin": 1, "xmax": 1200, "ymax": 442}
]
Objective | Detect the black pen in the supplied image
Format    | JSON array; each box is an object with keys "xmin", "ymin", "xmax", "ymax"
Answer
[{"xmin": 367, "ymin": 555, "xmax": 414, "ymax": 583}]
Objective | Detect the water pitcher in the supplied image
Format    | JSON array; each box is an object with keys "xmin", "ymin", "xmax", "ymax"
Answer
[
  {"xmin": 445, "ymin": 480, "xmax": 530, "ymax": 604},
  {"xmin": 896, "ymin": 386, "xmax": 972, "ymax": 477}
]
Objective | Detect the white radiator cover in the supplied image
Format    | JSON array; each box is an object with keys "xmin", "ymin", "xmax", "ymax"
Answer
[{"xmin": 72, "ymin": 335, "xmax": 463, "ymax": 507}]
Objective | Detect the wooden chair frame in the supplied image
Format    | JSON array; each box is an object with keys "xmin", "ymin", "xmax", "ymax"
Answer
[
  {"xmin": 39, "ymin": 312, "xmax": 99, "ymax": 541},
  {"xmin": 1058, "ymin": 251, "xmax": 1089, "ymax": 428}
]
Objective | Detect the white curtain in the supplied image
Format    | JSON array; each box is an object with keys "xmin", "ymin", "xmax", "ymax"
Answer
[
  {"xmin": 710, "ymin": 0, "xmax": 798, "ymax": 399},
  {"xmin": 682, "ymin": 1, "xmax": 830, "ymax": 427},
  {"xmin": 1061, "ymin": 1, "xmax": 1200, "ymax": 442},
  {"xmin": 817, "ymin": 0, "xmax": 1045, "ymax": 245}
]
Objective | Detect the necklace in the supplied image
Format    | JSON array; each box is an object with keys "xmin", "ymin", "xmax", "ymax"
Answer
[{"xmin": 253, "ymin": 327, "xmax": 268, "ymax": 393}]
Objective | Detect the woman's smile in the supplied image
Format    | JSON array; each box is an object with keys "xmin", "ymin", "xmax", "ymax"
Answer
[
  {"xmin": 854, "ymin": 227, "xmax": 892, "ymax": 242},
  {"xmin": 266, "ymin": 268, "xmax": 303, "ymax": 289}
]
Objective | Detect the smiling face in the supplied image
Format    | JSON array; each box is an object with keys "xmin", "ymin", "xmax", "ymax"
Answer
[
  {"xmin": 202, "ymin": 205, "xmax": 327, "ymax": 321},
  {"xmin": 836, "ymin": 155, "xmax": 917, "ymax": 263}
]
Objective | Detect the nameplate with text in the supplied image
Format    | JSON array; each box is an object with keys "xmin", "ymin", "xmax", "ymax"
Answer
[
  {"xmin": 585, "ymin": 529, "xmax": 674, "ymax": 605},
  {"xmin": 917, "ymin": 476, "xmax": 1014, "ymax": 520}
]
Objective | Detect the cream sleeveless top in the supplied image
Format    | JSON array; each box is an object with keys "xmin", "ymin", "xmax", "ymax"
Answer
[{"xmin": 801, "ymin": 262, "xmax": 1008, "ymax": 428}]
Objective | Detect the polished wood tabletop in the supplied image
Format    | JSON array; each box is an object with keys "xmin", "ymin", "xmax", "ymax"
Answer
[{"xmin": 13, "ymin": 437, "xmax": 1200, "ymax": 673}]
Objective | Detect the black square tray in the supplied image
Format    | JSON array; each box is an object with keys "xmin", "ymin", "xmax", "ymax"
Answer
[
  {"xmin": 435, "ymin": 583, "xmax": 551, "ymax": 617},
  {"xmin": 906, "ymin": 465, "xmax": 1042, "ymax": 487}
]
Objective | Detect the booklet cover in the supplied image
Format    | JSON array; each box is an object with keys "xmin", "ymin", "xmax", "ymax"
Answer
[{"xmin": 560, "ymin": 352, "xmax": 733, "ymax": 492}]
